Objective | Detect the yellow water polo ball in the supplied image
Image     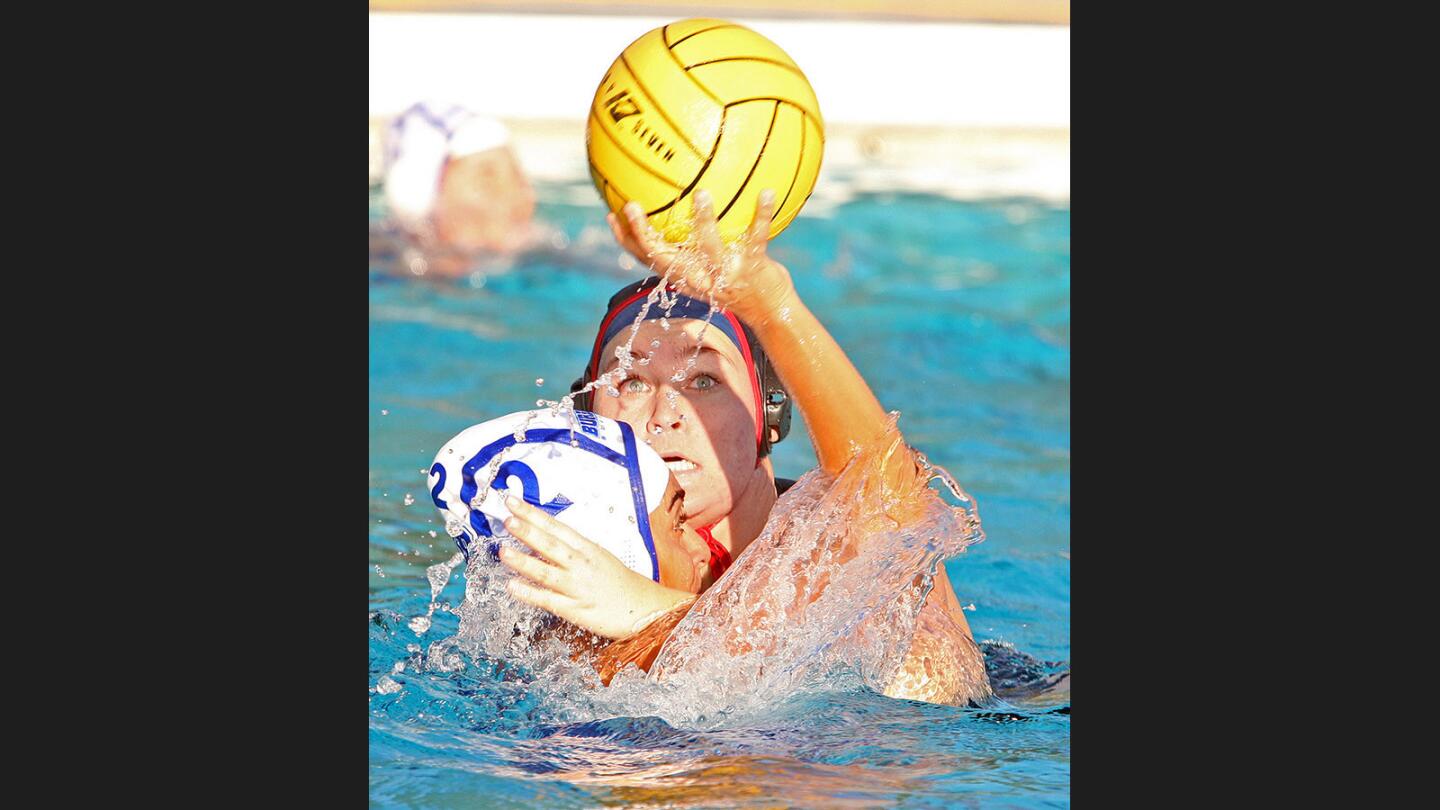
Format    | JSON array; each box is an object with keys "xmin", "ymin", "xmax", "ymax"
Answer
[{"xmin": 586, "ymin": 18, "xmax": 825, "ymax": 245}]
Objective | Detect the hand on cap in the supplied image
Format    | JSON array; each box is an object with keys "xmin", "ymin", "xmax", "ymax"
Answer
[
  {"xmin": 606, "ymin": 189, "xmax": 796, "ymax": 328},
  {"xmin": 499, "ymin": 495, "xmax": 696, "ymax": 640}
]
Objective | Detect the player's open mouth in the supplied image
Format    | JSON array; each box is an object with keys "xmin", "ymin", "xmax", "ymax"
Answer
[{"xmin": 664, "ymin": 456, "xmax": 697, "ymax": 473}]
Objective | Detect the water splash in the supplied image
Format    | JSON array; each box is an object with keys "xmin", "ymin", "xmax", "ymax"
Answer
[
  {"xmin": 430, "ymin": 416, "xmax": 986, "ymax": 728},
  {"xmin": 626, "ymin": 420, "xmax": 986, "ymax": 723},
  {"xmin": 409, "ymin": 552, "xmax": 465, "ymax": 636}
]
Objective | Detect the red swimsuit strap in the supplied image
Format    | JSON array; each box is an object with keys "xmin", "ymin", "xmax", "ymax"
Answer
[{"xmin": 696, "ymin": 524, "xmax": 732, "ymax": 582}]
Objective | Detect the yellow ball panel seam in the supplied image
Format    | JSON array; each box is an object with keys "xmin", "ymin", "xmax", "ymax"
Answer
[
  {"xmin": 663, "ymin": 21, "xmax": 741, "ymax": 50},
  {"xmin": 617, "ymin": 50, "xmax": 708, "ymax": 160},
  {"xmin": 587, "ymin": 109, "xmax": 686, "ymax": 193}
]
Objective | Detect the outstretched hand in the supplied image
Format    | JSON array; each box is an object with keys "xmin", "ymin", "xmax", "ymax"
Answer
[
  {"xmin": 498, "ymin": 495, "xmax": 696, "ymax": 640},
  {"xmin": 606, "ymin": 189, "xmax": 796, "ymax": 327}
]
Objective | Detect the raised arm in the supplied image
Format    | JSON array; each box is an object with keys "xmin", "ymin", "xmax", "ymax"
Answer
[
  {"xmin": 611, "ymin": 190, "xmax": 976, "ymax": 656},
  {"xmin": 610, "ymin": 189, "xmax": 907, "ymax": 483}
]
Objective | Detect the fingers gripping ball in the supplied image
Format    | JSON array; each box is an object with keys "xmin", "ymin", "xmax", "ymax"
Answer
[
  {"xmin": 429, "ymin": 409, "xmax": 671, "ymax": 582},
  {"xmin": 586, "ymin": 18, "xmax": 825, "ymax": 244}
]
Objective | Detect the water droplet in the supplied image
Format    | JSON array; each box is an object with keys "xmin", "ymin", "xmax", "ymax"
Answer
[
  {"xmin": 660, "ymin": 318, "xmax": 670, "ymax": 330},
  {"xmin": 381, "ymin": 409, "xmax": 389, "ymax": 416},
  {"xmin": 406, "ymin": 644, "xmax": 420, "ymax": 653},
  {"xmin": 408, "ymin": 615, "xmax": 431, "ymax": 634},
  {"xmin": 638, "ymin": 357, "xmax": 650, "ymax": 365},
  {"xmin": 570, "ymin": 440, "xmax": 579, "ymax": 447},
  {"xmin": 605, "ymin": 385, "xmax": 620, "ymax": 397},
  {"xmin": 428, "ymin": 530, "xmax": 437, "ymax": 538},
  {"xmin": 403, "ymin": 493, "xmax": 415, "ymax": 506},
  {"xmin": 374, "ymin": 565, "xmax": 386, "ymax": 578},
  {"xmin": 651, "ymin": 425, "xmax": 663, "ymax": 435},
  {"xmin": 650, "ymin": 339, "xmax": 662, "ymax": 348},
  {"xmin": 392, "ymin": 660, "xmax": 406, "ymax": 674},
  {"xmin": 376, "ymin": 675, "xmax": 403, "ymax": 695},
  {"xmin": 535, "ymin": 378, "xmax": 545, "ymax": 386}
]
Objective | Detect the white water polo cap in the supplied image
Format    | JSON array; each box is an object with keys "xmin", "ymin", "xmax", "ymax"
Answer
[
  {"xmin": 428, "ymin": 409, "xmax": 671, "ymax": 581},
  {"xmin": 383, "ymin": 101, "xmax": 512, "ymax": 232}
]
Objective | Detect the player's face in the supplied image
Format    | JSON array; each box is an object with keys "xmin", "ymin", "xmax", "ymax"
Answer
[{"xmin": 594, "ymin": 319, "xmax": 761, "ymax": 532}]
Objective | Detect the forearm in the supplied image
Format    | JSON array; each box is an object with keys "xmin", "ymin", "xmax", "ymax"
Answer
[{"xmin": 742, "ymin": 273, "xmax": 891, "ymax": 476}]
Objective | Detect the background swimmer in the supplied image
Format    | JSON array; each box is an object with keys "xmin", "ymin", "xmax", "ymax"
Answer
[{"xmin": 375, "ymin": 101, "xmax": 540, "ymax": 277}]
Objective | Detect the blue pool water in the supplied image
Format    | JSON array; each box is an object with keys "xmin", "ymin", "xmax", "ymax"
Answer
[{"xmin": 369, "ymin": 182, "xmax": 1070, "ymax": 806}]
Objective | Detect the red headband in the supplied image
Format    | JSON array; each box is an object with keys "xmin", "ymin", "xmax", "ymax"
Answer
[{"xmin": 586, "ymin": 284, "xmax": 765, "ymax": 455}]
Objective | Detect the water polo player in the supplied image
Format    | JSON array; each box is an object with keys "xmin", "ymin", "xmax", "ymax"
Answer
[
  {"xmin": 377, "ymin": 101, "xmax": 539, "ymax": 278},
  {"xmin": 498, "ymin": 189, "xmax": 993, "ymax": 706},
  {"xmin": 429, "ymin": 408, "xmax": 713, "ymax": 640}
]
